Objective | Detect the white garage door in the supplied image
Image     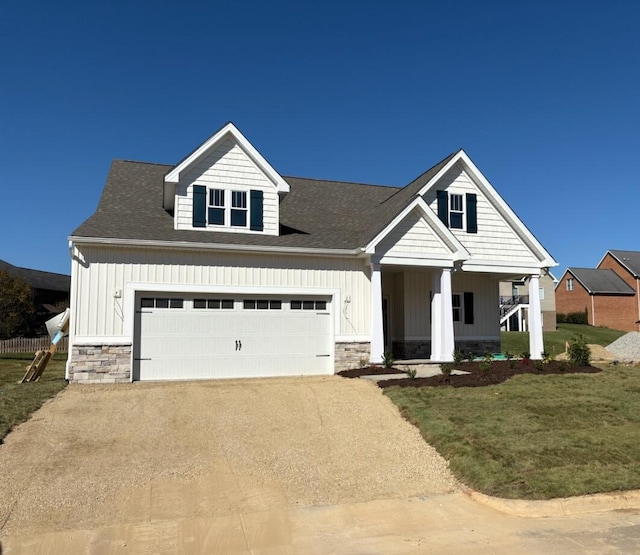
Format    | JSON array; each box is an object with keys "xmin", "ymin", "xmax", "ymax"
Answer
[{"xmin": 133, "ymin": 295, "xmax": 333, "ymax": 381}]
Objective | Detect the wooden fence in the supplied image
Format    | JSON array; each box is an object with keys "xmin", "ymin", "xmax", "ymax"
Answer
[{"xmin": 0, "ymin": 336, "xmax": 68, "ymax": 354}]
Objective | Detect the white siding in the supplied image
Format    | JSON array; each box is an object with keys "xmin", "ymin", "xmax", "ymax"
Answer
[
  {"xmin": 424, "ymin": 164, "xmax": 539, "ymax": 266},
  {"xmin": 175, "ymin": 138, "xmax": 279, "ymax": 235},
  {"xmin": 71, "ymin": 245, "xmax": 370, "ymax": 340},
  {"xmin": 451, "ymin": 272, "xmax": 500, "ymax": 338},
  {"xmin": 377, "ymin": 208, "xmax": 450, "ymax": 257}
]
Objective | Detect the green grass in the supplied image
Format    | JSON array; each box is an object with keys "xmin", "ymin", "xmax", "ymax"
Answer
[
  {"xmin": 502, "ymin": 323, "xmax": 626, "ymax": 358},
  {"xmin": 0, "ymin": 352, "xmax": 68, "ymax": 442},
  {"xmin": 385, "ymin": 364, "xmax": 640, "ymax": 499}
]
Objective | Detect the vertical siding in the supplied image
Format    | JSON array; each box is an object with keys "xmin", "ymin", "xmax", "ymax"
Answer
[
  {"xmin": 72, "ymin": 245, "xmax": 370, "ymax": 339},
  {"xmin": 175, "ymin": 138, "xmax": 279, "ymax": 235},
  {"xmin": 423, "ymin": 163, "xmax": 539, "ymax": 266},
  {"xmin": 451, "ymin": 273, "xmax": 500, "ymax": 338}
]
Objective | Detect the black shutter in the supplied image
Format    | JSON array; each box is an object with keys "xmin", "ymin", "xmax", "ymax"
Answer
[
  {"xmin": 250, "ymin": 189, "xmax": 264, "ymax": 231},
  {"xmin": 192, "ymin": 185, "xmax": 207, "ymax": 227},
  {"xmin": 437, "ymin": 190, "xmax": 448, "ymax": 226},
  {"xmin": 466, "ymin": 193, "xmax": 477, "ymax": 233},
  {"xmin": 464, "ymin": 292, "xmax": 474, "ymax": 324}
]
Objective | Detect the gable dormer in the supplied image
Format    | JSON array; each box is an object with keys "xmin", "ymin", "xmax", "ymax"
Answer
[{"xmin": 163, "ymin": 122, "xmax": 289, "ymax": 236}]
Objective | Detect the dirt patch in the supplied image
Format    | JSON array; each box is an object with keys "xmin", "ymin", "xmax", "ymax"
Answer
[
  {"xmin": 377, "ymin": 360, "xmax": 601, "ymax": 388},
  {"xmin": 338, "ymin": 366, "xmax": 406, "ymax": 378},
  {"xmin": 0, "ymin": 376, "xmax": 459, "ymax": 537}
]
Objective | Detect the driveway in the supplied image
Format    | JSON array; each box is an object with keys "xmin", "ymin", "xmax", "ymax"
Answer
[
  {"xmin": 3, "ymin": 376, "xmax": 640, "ymax": 554},
  {"xmin": 0, "ymin": 376, "xmax": 457, "ymax": 538}
]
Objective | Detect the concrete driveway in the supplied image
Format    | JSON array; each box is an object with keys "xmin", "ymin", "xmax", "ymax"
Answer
[{"xmin": 2, "ymin": 376, "xmax": 640, "ymax": 554}]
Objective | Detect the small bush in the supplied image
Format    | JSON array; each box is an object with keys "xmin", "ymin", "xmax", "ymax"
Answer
[
  {"xmin": 382, "ymin": 351, "xmax": 395, "ymax": 369},
  {"xmin": 441, "ymin": 363, "xmax": 454, "ymax": 378},
  {"xmin": 406, "ymin": 367, "xmax": 417, "ymax": 379},
  {"xmin": 479, "ymin": 352, "xmax": 492, "ymax": 374},
  {"xmin": 567, "ymin": 334, "xmax": 591, "ymax": 366},
  {"xmin": 557, "ymin": 310, "xmax": 589, "ymax": 325},
  {"xmin": 453, "ymin": 350, "xmax": 464, "ymax": 364},
  {"xmin": 359, "ymin": 357, "xmax": 368, "ymax": 369},
  {"xmin": 534, "ymin": 360, "xmax": 545, "ymax": 371}
]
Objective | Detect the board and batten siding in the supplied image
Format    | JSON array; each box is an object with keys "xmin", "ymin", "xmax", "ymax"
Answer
[
  {"xmin": 424, "ymin": 164, "xmax": 540, "ymax": 266},
  {"xmin": 175, "ymin": 138, "xmax": 279, "ymax": 235},
  {"xmin": 376, "ymin": 208, "xmax": 450, "ymax": 257},
  {"xmin": 70, "ymin": 245, "xmax": 370, "ymax": 340},
  {"xmin": 384, "ymin": 270, "xmax": 500, "ymax": 341}
]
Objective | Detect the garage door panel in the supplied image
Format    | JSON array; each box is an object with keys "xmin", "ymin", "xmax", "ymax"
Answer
[{"xmin": 136, "ymin": 296, "xmax": 332, "ymax": 381}]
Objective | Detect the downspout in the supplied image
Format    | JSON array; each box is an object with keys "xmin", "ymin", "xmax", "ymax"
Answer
[
  {"xmin": 591, "ymin": 295, "xmax": 595, "ymax": 327},
  {"xmin": 637, "ymin": 277, "xmax": 640, "ymax": 331},
  {"xmin": 66, "ymin": 240, "xmax": 77, "ymax": 381}
]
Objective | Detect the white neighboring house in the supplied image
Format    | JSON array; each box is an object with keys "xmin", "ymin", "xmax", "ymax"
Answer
[{"xmin": 67, "ymin": 122, "xmax": 557, "ymax": 383}]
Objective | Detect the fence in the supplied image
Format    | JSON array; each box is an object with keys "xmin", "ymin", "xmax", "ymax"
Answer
[{"xmin": 0, "ymin": 336, "xmax": 68, "ymax": 354}]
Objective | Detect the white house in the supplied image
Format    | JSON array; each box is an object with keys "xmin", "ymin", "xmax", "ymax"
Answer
[{"xmin": 67, "ymin": 122, "xmax": 557, "ymax": 383}]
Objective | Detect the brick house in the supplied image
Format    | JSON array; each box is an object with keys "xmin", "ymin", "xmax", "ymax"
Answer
[{"xmin": 555, "ymin": 249, "xmax": 640, "ymax": 331}]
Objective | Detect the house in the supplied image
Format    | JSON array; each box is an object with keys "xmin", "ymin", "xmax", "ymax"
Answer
[
  {"xmin": 499, "ymin": 272, "xmax": 557, "ymax": 332},
  {"xmin": 0, "ymin": 259, "xmax": 70, "ymax": 330},
  {"xmin": 67, "ymin": 122, "xmax": 557, "ymax": 383},
  {"xmin": 556, "ymin": 250, "xmax": 640, "ymax": 331}
]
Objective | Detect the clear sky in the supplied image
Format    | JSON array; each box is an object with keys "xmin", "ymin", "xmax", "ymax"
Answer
[{"xmin": 2, "ymin": 0, "xmax": 639, "ymax": 278}]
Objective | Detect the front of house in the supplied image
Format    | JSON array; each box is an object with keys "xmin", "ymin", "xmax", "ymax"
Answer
[{"xmin": 67, "ymin": 123, "xmax": 556, "ymax": 383}]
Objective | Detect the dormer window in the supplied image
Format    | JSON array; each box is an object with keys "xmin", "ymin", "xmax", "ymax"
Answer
[
  {"xmin": 449, "ymin": 194, "xmax": 464, "ymax": 229},
  {"xmin": 436, "ymin": 190, "xmax": 478, "ymax": 233},
  {"xmin": 192, "ymin": 184, "xmax": 263, "ymax": 232}
]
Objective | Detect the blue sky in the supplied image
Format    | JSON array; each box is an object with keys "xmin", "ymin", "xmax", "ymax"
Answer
[{"xmin": 2, "ymin": 1, "xmax": 639, "ymax": 278}]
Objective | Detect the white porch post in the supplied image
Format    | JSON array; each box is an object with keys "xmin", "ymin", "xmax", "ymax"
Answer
[
  {"xmin": 430, "ymin": 269, "xmax": 455, "ymax": 362},
  {"xmin": 528, "ymin": 274, "xmax": 544, "ymax": 360},
  {"xmin": 370, "ymin": 261, "xmax": 384, "ymax": 364}
]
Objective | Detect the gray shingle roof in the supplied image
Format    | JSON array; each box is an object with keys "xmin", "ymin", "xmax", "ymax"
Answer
[
  {"xmin": 568, "ymin": 268, "xmax": 635, "ymax": 295},
  {"xmin": 0, "ymin": 259, "xmax": 70, "ymax": 292},
  {"xmin": 607, "ymin": 250, "xmax": 640, "ymax": 278},
  {"xmin": 71, "ymin": 154, "xmax": 460, "ymax": 250}
]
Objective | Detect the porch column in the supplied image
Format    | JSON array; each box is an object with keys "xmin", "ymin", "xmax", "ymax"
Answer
[
  {"xmin": 430, "ymin": 269, "xmax": 455, "ymax": 362},
  {"xmin": 370, "ymin": 262, "xmax": 384, "ymax": 364},
  {"xmin": 528, "ymin": 274, "xmax": 544, "ymax": 359}
]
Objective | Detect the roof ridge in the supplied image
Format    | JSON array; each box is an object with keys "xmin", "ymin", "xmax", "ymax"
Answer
[
  {"xmin": 113, "ymin": 159, "xmax": 174, "ymax": 167},
  {"xmin": 283, "ymin": 175, "xmax": 397, "ymax": 189}
]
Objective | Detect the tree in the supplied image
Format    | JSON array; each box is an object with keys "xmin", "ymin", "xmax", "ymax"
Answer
[{"xmin": 0, "ymin": 270, "xmax": 36, "ymax": 339}]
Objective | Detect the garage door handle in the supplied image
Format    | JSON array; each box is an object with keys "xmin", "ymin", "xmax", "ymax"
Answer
[{"xmin": 235, "ymin": 340, "xmax": 242, "ymax": 351}]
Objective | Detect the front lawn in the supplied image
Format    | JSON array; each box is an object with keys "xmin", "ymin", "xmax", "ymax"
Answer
[
  {"xmin": 0, "ymin": 353, "xmax": 67, "ymax": 441},
  {"xmin": 385, "ymin": 363, "xmax": 640, "ymax": 499},
  {"xmin": 502, "ymin": 323, "xmax": 626, "ymax": 358}
]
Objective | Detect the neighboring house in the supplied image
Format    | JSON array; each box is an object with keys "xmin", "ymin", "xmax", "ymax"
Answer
[
  {"xmin": 0, "ymin": 259, "xmax": 70, "ymax": 328},
  {"xmin": 67, "ymin": 122, "xmax": 557, "ymax": 383},
  {"xmin": 499, "ymin": 272, "xmax": 557, "ymax": 332},
  {"xmin": 556, "ymin": 250, "xmax": 640, "ymax": 331}
]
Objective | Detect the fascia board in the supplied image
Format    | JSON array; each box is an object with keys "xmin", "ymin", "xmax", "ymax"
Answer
[
  {"xmin": 364, "ymin": 196, "xmax": 469, "ymax": 261},
  {"xmin": 461, "ymin": 261, "xmax": 548, "ymax": 275},
  {"xmin": 68, "ymin": 235, "xmax": 362, "ymax": 258},
  {"xmin": 164, "ymin": 122, "xmax": 290, "ymax": 193}
]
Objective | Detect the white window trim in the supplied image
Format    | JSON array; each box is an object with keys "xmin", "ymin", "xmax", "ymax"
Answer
[
  {"xmin": 206, "ymin": 188, "xmax": 250, "ymax": 229},
  {"xmin": 566, "ymin": 278, "xmax": 574, "ymax": 291},
  {"xmin": 448, "ymin": 192, "xmax": 466, "ymax": 231},
  {"xmin": 452, "ymin": 292, "xmax": 462, "ymax": 322}
]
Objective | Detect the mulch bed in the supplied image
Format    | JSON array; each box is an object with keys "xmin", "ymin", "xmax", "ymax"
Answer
[
  {"xmin": 338, "ymin": 366, "xmax": 406, "ymax": 378},
  {"xmin": 352, "ymin": 360, "xmax": 600, "ymax": 389}
]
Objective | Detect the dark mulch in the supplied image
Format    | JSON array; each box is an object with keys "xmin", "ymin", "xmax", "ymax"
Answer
[
  {"xmin": 375, "ymin": 360, "xmax": 602, "ymax": 389},
  {"xmin": 337, "ymin": 366, "xmax": 406, "ymax": 378}
]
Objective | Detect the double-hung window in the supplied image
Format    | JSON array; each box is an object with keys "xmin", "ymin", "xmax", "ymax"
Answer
[
  {"xmin": 231, "ymin": 191, "xmax": 247, "ymax": 227},
  {"xmin": 436, "ymin": 190, "xmax": 478, "ymax": 233},
  {"xmin": 208, "ymin": 189, "xmax": 225, "ymax": 225},
  {"xmin": 449, "ymin": 194, "xmax": 464, "ymax": 229}
]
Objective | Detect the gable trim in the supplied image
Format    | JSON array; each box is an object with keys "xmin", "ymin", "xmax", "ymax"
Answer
[
  {"xmin": 364, "ymin": 196, "xmax": 469, "ymax": 262},
  {"xmin": 163, "ymin": 122, "xmax": 290, "ymax": 210},
  {"xmin": 418, "ymin": 149, "xmax": 557, "ymax": 269}
]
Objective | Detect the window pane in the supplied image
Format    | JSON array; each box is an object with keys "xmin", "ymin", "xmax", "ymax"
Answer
[
  {"xmin": 170, "ymin": 298, "xmax": 183, "ymax": 309},
  {"xmin": 303, "ymin": 300, "xmax": 315, "ymax": 310},
  {"xmin": 232, "ymin": 191, "xmax": 247, "ymax": 208},
  {"xmin": 221, "ymin": 299, "xmax": 234, "ymax": 309},
  {"xmin": 270, "ymin": 300, "xmax": 282, "ymax": 310},
  {"xmin": 231, "ymin": 209, "xmax": 247, "ymax": 227},
  {"xmin": 243, "ymin": 300, "xmax": 256, "ymax": 309},
  {"xmin": 208, "ymin": 299, "xmax": 221, "ymax": 309},
  {"xmin": 450, "ymin": 212, "xmax": 463, "ymax": 229},
  {"xmin": 209, "ymin": 189, "xmax": 225, "ymax": 207},
  {"xmin": 208, "ymin": 207, "xmax": 224, "ymax": 225},
  {"xmin": 450, "ymin": 194, "xmax": 463, "ymax": 211},
  {"xmin": 315, "ymin": 300, "xmax": 327, "ymax": 310},
  {"xmin": 193, "ymin": 299, "xmax": 206, "ymax": 309},
  {"xmin": 141, "ymin": 298, "xmax": 154, "ymax": 308},
  {"xmin": 156, "ymin": 298, "xmax": 170, "ymax": 308},
  {"xmin": 291, "ymin": 300, "xmax": 302, "ymax": 310},
  {"xmin": 452, "ymin": 294, "xmax": 461, "ymax": 307},
  {"xmin": 257, "ymin": 299, "xmax": 269, "ymax": 310}
]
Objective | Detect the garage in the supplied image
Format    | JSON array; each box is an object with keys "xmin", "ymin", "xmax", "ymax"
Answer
[{"xmin": 133, "ymin": 294, "xmax": 333, "ymax": 380}]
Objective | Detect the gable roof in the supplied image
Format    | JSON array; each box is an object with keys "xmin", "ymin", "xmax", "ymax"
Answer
[
  {"xmin": 0, "ymin": 259, "xmax": 70, "ymax": 292},
  {"xmin": 564, "ymin": 268, "xmax": 635, "ymax": 295},
  {"xmin": 72, "ymin": 160, "xmax": 399, "ymax": 252},
  {"xmin": 604, "ymin": 250, "xmax": 640, "ymax": 278}
]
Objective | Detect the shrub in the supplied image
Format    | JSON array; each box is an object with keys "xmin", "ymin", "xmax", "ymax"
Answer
[
  {"xmin": 479, "ymin": 352, "xmax": 492, "ymax": 374},
  {"xmin": 406, "ymin": 366, "xmax": 417, "ymax": 379},
  {"xmin": 567, "ymin": 334, "xmax": 591, "ymax": 366},
  {"xmin": 453, "ymin": 350, "xmax": 464, "ymax": 364},
  {"xmin": 534, "ymin": 360, "xmax": 545, "ymax": 371},
  {"xmin": 441, "ymin": 363, "xmax": 454, "ymax": 378},
  {"xmin": 557, "ymin": 310, "xmax": 589, "ymax": 325},
  {"xmin": 382, "ymin": 351, "xmax": 395, "ymax": 368},
  {"xmin": 359, "ymin": 357, "xmax": 368, "ymax": 369}
]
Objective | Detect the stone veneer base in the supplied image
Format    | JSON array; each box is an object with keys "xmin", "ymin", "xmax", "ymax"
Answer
[
  {"xmin": 69, "ymin": 343, "xmax": 132, "ymax": 383},
  {"xmin": 334, "ymin": 342, "xmax": 371, "ymax": 373}
]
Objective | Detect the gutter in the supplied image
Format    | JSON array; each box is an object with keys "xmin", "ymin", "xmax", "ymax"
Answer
[{"xmin": 68, "ymin": 235, "xmax": 366, "ymax": 258}]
